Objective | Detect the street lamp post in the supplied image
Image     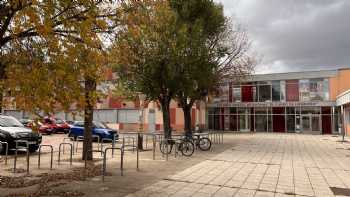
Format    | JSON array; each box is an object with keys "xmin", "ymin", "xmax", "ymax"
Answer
[{"xmin": 138, "ymin": 93, "xmax": 146, "ymax": 150}]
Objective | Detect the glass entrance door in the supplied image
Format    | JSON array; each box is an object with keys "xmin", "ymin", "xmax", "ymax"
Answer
[
  {"xmin": 301, "ymin": 115, "xmax": 321, "ymax": 133},
  {"xmin": 302, "ymin": 115, "xmax": 311, "ymax": 132},
  {"xmin": 238, "ymin": 108, "xmax": 250, "ymax": 132},
  {"xmin": 311, "ymin": 116, "xmax": 320, "ymax": 132}
]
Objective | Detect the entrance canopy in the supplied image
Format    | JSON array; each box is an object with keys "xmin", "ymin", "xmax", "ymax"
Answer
[{"xmin": 337, "ymin": 90, "xmax": 350, "ymax": 106}]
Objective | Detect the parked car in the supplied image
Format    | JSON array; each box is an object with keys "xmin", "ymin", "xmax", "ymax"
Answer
[
  {"xmin": 20, "ymin": 119, "xmax": 54, "ymax": 135},
  {"xmin": 68, "ymin": 121, "xmax": 118, "ymax": 141},
  {"xmin": 54, "ymin": 119, "xmax": 71, "ymax": 134},
  {"xmin": 19, "ymin": 119, "xmax": 33, "ymax": 127},
  {"xmin": 0, "ymin": 115, "xmax": 42, "ymax": 153}
]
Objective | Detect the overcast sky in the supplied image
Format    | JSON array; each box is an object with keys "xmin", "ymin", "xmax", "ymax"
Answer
[{"xmin": 215, "ymin": 0, "xmax": 350, "ymax": 74}]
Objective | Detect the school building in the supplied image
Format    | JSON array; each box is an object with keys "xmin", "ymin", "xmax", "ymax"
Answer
[{"xmin": 207, "ymin": 68, "xmax": 350, "ymax": 135}]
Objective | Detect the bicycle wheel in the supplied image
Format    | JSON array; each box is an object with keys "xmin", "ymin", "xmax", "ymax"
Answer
[
  {"xmin": 159, "ymin": 140, "xmax": 172, "ymax": 154},
  {"xmin": 198, "ymin": 137, "xmax": 212, "ymax": 151},
  {"xmin": 180, "ymin": 140, "xmax": 194, "ymax": 157}
]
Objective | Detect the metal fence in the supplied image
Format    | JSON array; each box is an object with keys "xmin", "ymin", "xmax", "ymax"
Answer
[{"xmin": 3, "ymin": 109, "xmax": 140, "ymax": 124}]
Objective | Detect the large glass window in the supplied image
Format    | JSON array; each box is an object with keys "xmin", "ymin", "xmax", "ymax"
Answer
[
  {"xmin": 255, "ymin": 108, "xmax": 268, "ymax": 132},
  {"xmin": 219, "ymin": 83, "xmax": 229, "ymax": 103},
  {"xmin": 233, "ymin": 86, "xmax": 241, "ymax": 102},
  {"xmin": 280, "ymin": 81, "xmax": 286, "ymax": 101},
  {"xmin": 258, "ymin": 82, "xmax": 271, "ymax": 102},
  {"xmin": 299, "ymin": 79, "xmax": 310, "ymax": 101},
  {"xmin": 323, "ymin": 79, "xmax": 330, "ymax": 101},
  {"xmin": 310, "ymin": 79, "xmax": 324, "ymax": 101},
  {"xmin": 272, "ymin": 81, "xmax": 281, "ymax": 101}
]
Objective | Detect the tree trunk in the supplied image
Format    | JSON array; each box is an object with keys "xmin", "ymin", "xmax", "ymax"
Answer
[
  {"xmin": 82, "ymin": 78, "xmax": 96, "ymax": 160},
  {"xmin": 0, "ymin": 62, "xmax": 6, "ymax": 113},
  {"xmin": 160, "ymin": 96, "xmax": 172, "ymax": 139},
  {"xmin": 183, "ymin": 105, "xmax": 192, "ymax": 137}
]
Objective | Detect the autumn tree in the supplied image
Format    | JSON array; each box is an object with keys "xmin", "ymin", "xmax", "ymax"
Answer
[
  {"xmin": 169, "ymin": 0, "xmax": 254, "ymax": 136},
  {"xmin": 113, "ymin": 1, "xmax": 181, "ymax": 139},
  {"xmin": 1, "ymin": 0, "xmax": 118, "ymax": 160}
]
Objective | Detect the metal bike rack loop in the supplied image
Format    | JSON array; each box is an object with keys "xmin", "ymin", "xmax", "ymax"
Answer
[
  {"xmin": 103, "ymin": 147, "xmax": 124, "ymax": 181},
  {"xmin": 0, "ymin": 141, "xmax": 8, "ymax": 165},
  {"xmin": 58, "ymin": 143, "xmax": 73, "ymax": 165},
  {"xmin": 62, "ymin": 137, "xmax": 75, "ymax": 154},
  {"xmin": 38, "ymin": 145, "xmax": 53, "ymax": 170},
  {"xmin": 13, "ymin": 140, "xmax": 30, "ymax": 174},
  {"xmin": 122, "ymin": 136, "xmax": 136, "ymax": 152}
]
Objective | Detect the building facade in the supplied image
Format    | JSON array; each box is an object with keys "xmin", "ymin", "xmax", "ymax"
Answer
[{"xmin": 207, "ymin": 68, "xmax": 350, "ymax": 135}]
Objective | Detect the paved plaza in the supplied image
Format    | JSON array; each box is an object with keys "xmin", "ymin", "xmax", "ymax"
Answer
[{"xmin": 128, "ymin": 133, "xmax": 350, "ymax": 197}]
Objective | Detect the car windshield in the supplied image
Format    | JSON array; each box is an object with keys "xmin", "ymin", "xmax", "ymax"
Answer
[
  {"xmin": 73, "ymin": 121, "xmax": 108, "ymax": 129},
  {"xmin": 0, "ymin": 116, "xmax": 24, "ymax": 127},
  {"xmin": 56, "ymin": 119, "xmax": 64, "ymax": 124},
  {"xmin": 93, "ymin": 122, "xmax": 108, "ymax": 129}
]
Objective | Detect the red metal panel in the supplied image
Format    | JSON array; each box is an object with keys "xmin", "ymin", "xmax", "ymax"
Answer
[
  {"xmin": 273, "ymin": 107, "xmax": 285, "ymax": 132},
  {"xmin": 242, "ymin": 85, "xmax": 253, "ymax": 102},
  {"xmin": 286, "ymin": 80, "xmax": 299, "ymax": 101},
  {"xmin": 322, "ymin": 107, "xmax": 332, "ymax": 134}
]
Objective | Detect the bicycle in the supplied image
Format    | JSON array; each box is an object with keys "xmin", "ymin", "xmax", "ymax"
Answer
[
  {"xmin": 190, "ymin": 134, "xmax": 212, "ymax": 151},
  {"xmin": 159, "ymin": 138, "xmax": 194, "ymax": 157}
]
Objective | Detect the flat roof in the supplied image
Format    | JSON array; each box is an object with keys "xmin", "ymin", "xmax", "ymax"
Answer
[{"xmin": 243, "ymin": 68, "xmax": 344, "ymax": 82}]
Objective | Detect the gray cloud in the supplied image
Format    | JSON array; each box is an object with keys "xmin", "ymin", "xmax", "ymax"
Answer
[{"xmin": 215, "ymin": 0, "xmax": 350, "ymax": 73}]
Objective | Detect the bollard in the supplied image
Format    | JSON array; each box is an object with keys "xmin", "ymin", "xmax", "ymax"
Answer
[
  {"xmin": 103, "ymin": 147, "xmax": 124, "ymax": 181},
  {"xmin": 38, "ymin": 145, "xmax": 53, "ymax": 170},
  {"xmin": 0, "ymin": 141, "xmax": 8, "ymax": 165},
  {"xmin": 13, "ymin": 140, "xmax": 30, "ymax": 174},
  {"xmin": 58, "ymin": 143, "xmax": 73, "ymax": 165}
]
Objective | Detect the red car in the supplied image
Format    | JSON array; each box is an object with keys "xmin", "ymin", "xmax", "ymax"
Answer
[
  {"xmin": 54, "ymin": 119, "xmax": 71, "ymax": 134},
  {"xmin": 22, "ymin": 119, "xmax": 54, "ymax": 135}
]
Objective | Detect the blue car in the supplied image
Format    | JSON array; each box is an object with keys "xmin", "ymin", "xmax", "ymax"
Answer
[{"xmin": 68, "ymin": 121, "xmax": 118, "ymax": 141}]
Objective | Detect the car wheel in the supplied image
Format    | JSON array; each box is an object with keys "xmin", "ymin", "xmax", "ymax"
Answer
[
  {"xmin": 29, "ymin": 145, "xmax": 39, "ymax": 153},
  {"xmin": 68, "ymin": 132, "xmax": 77, "ymax": 141}
]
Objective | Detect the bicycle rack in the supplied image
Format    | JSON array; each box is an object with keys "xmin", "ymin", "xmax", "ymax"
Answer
[
  {"xmin": 13, "ymin": 140, "xmax": 30, "ymax": 174},
  {"xmin": 122, "ymin": 136, "xmax": 136, "ymax": 152},
  {"xmin": 0, "ymin": 141, "xmax": 8, "ymax": 165},
  {"xmin": 62, "ymin": 137, "xmax": 75, "ymax": 154},
  {"xmin": 103, "ymin": 147, "xmax": 124, "ymax": 181},
  {"xmin": 38, "ymin": 145, "xmax": 53, "ymax": 170},
  {"xmin": 58, "ymin": 143, "xmax": 73, "ymax": 165},
  {"xmin": 136, "ymin": 133, "xmax": 140, "ymax": 169},
  {"xmin": 101, "ymin": 138, "xmax": 112, "ymax": 155},
  {"xmin": 97, "ymin": 135, "xmax": 119, "ymax": 157},
  {"xmin": 75, "ymin": 136, "xmax": 84, "ymax": 153}
]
